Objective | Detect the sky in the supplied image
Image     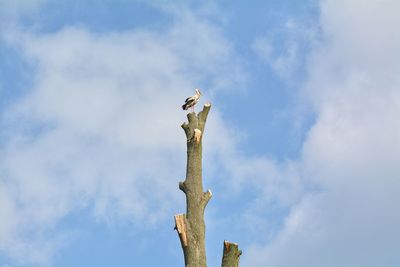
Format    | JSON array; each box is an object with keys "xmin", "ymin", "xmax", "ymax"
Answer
[{"xmin": 0, "ymin": 1, "xmax": 399, "ymax": 267}]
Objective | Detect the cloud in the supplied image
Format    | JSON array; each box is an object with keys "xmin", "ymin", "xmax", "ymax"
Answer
[
  {"xmin": 3, "ymin": 1, "xmax": 399, "ymax": 266},
  {"xmin": 0, "ymin": 0, "xmax": 46, "ymax": 26},
  {"xmin": 244, "ymin": 1, "xmax": 400, "ymax": 266},
  {"xmin": 252, "ymin": 18, "xmax": 318, "ymax": 80},
  {"xmin": 0, "ymin": 8, "xmax": 244, "ymax": 265}
]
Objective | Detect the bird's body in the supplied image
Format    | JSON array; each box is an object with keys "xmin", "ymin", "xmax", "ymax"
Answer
[{"xmin": 182, "ymin": 89, "xmax": 202, "ymax": 112}]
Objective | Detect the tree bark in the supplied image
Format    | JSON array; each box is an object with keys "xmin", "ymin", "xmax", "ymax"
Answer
[
  {"xmin": 174, "ymin": 103, "xmax": 212, "ymax": 267},
  {"xmin": 221, "ymin": 241, "xmax": 242, "ymax": 267},
  {"xmin": 174, "ymin": 103, "xmax": 241, "ymax": 267}
]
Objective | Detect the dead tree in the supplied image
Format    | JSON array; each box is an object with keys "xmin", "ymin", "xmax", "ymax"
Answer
[{"xmin": 174, "ymin": 103, "xmax": 241, "ymax": 267}]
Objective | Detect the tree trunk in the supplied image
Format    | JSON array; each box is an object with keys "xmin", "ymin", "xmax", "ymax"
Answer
[
  {"xmin": 221, "ymin": 241, "xmax": 242, "ymax": 267},
  {"xmin": 174, "ymin": 103, "xmax": 241, "ymax": 267}
]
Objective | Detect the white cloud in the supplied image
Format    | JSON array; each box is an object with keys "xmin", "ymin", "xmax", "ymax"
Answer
[
  {"xmin": 0, "ymin": 8, "xmax": 245, "ymax": 265},
  {"xmin": 252, "ymin": 19, "xmax": 317, "ymax": 79},
  {"xmin": 3, "ymin": 1, "xmax": 399, "ymax": 266},
  {"xmin": 0, "ymin": 0, "xmax": 46, "ymax": 27},
  {"xmin": 244, "ymin": 0, "xmax": 400, "ymax": 266}
]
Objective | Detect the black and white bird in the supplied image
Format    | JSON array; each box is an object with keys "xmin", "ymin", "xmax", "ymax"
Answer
[{"xmin": 182, "ymin": 89, "xmax": 202, "ymax": 112}]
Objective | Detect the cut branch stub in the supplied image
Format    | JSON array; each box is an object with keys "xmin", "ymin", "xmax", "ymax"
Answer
[
  {"xmin": 221, "ymin": 240, "xmax": 242, "ymax": 267},
  {"xmin": 197, "ymin": 103, "xmax": 211, "ymax": 133},
  {"xmin": 174, "ymin": 214, "xmax": 188, "ymax": 247},
  {"xmin": 201, "ymin": 189, "xmax": 212, "ymax": 210},
  {"xmin": 179, "ymin": 181, "xmax": 187, "ymax": 193},
  {"xmin": 181, "ymin": 103, "xmax": 211, "ymax": 143}
]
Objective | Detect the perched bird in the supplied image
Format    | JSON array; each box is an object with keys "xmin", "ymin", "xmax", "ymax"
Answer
[{"xmin": 182, "ymin": 89, "xmax": 202, "ymax": 112}]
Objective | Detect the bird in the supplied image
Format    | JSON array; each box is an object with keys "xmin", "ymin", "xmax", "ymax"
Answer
[{"xmin": 182, "ymin": 89, "xmax": 202, "ymax": 112}]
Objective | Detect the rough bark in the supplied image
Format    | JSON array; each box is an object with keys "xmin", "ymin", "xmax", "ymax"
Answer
[
  {"xmin": 174, "ymin": 103, "xmax": 211, "ymax": 267},
  {"xmin": 221, "ymin": 241, "xmax": 242, "ymax": 267},
  {"xmin": 174, "ymin": 103, "xmax": 241, "ymax": 267}
]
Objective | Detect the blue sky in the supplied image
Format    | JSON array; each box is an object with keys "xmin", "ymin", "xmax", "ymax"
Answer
[{"xmin": 0, "ymin": 1, "xmax": 399, "ymax": 267}]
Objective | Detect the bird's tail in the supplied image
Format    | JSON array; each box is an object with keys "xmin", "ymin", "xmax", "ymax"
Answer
[{"xmin": 182, "ymin": 104, "xmax": 188, "ymax": 110}]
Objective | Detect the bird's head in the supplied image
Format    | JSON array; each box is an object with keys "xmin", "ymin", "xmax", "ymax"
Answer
[{"xmin": 195, "ymin": 89, "xmax": 202, "ymax": 96}]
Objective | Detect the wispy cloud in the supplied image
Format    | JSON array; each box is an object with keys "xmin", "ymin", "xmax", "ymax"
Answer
[
  {"xmin": 245, "ymin": 1, "xmax": 400, "ymax": 266},
  {"xmin": 252, "ymin": 18, "xmax": 318, "ymax": 80},
  {"xmin": 0, "ymin": 7, "xmax": 245, "ymax": 265},
  {"xmin": 2, "ymin": 1, "xmax": 399, "ymax": 266}
]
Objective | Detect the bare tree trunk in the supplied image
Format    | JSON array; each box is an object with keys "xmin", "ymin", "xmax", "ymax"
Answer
[
  {"xmin": 221, "ymin": 241, "xmax": 242, "ymax": 267},
  {"xmin": 174, "ymin": 103, "xmax": 241, "ymax": 267}
]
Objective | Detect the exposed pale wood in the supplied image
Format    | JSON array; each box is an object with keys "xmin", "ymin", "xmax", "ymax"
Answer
[
  {"xmin": 194, "ymin": 129, "xmax": 202, "ymax": 144},
  {"xmin": 174, "ymin": 214, "xmax": 188, "ymax": 247}
]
